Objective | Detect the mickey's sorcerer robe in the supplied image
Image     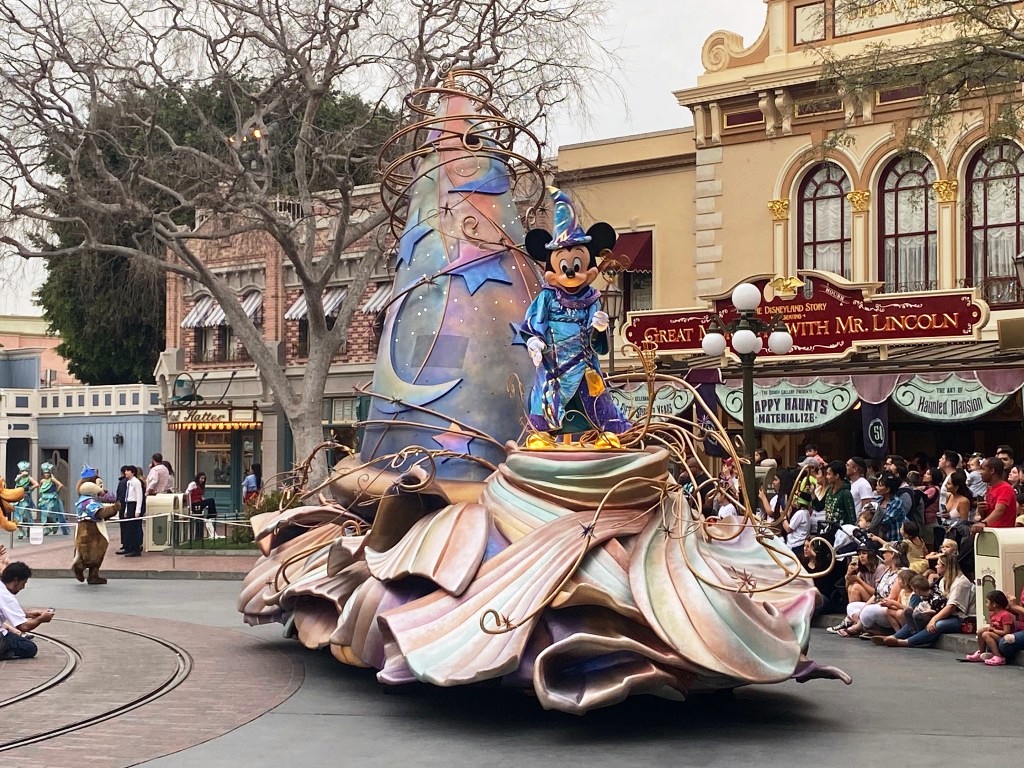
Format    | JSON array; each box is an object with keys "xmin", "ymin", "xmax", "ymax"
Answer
[{"xmin": 520, "ymin": 286, "xmax": 629, "ymax": 434}]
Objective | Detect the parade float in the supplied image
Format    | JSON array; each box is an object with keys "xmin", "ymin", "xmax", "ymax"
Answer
[{"xmin": 238, "ymin": 72, "xmax": 850, "ymax": 714}]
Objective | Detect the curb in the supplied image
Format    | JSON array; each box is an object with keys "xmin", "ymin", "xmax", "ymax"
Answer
[
  {"xmin": 30, "ymin": 569, "xmax": 247, "ymax": 581},
  {"xmin": 159, "ymin": 548, "xmax": 259, "ymax": 557},
  {"xmin": 814, "ymin": 612, "xmax": 1024, "ymax": 666}
]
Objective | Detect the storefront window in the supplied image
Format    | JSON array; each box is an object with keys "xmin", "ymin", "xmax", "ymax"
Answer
[
  {"xmin": 879, "ymin": 153, "xmax": 937, "ymax": 293},
  {"xmin": 798, "ymin": 162, "xmax": 852, "ymax": 279},
  {"xmin": 196, "ymin": 432, "xmax": 232, "ymax": 487},
  {"xmin": 967, "ymin": 141, "xmax": 1024, "ymax": 307}
]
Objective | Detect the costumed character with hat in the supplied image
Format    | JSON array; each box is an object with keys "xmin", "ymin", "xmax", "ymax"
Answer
[
  {"xmin": 73, "ymin": 464, "xmax": 120, "ymax": 585},
  {"xmin": 520, "ymin": 187, "xmax": 630, "ymax": 449},
  {"xmin": 12, "ymin": 461, "xmax": 38, "ymax": 540},
  {"xmin": 38, "ymin": 462, "xmax": 68, "ymax": 536}
]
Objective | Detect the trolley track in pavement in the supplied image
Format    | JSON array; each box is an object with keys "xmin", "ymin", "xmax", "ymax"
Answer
[{"xmin": 0, "ymin": 617, "xmax": 193, "ymax": 753}]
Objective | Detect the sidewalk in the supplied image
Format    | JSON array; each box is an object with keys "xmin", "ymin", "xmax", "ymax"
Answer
[{"xmin": 3, "ymin": 527, "xmax": 258, "ymax": 580}]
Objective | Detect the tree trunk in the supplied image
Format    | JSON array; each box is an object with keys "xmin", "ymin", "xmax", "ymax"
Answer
[{"xmin": 287, "ymin": 409, "xmax": 331, "ymax": 490}]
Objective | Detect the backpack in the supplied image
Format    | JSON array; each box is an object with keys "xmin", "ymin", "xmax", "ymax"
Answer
[{"xmin": 898, "ymin": 487, "xmax": 926, "ymax": 530}]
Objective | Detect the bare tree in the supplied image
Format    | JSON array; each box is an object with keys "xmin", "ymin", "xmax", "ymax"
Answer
[
  {"xmin": 821, "ymin": 1, "xmax": 1024, "ymax": 147},
  {"xmin": 0, "ymin": 0, "xmax": 619, "ymax": 478}
]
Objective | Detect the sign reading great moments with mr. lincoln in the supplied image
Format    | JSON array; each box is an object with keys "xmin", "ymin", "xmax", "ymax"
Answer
[{"xmin": 623, "ymin": 271, "xmax": 988, "ymax": 359}]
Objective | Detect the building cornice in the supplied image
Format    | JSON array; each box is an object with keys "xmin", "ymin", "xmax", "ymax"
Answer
[{"xmin": 555, "ymin": 153, "xmax": 695, "ymax": 185}]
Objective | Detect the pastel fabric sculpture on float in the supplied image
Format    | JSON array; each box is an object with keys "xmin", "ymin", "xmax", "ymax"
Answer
[
  {"xmin": 520, "ymin": 187, "xmax": 630, "ymax": 444},
  {"xmin": 240, "ymin": 447, "xmax": 850, "ymax": 714},
  {"xmin": 357, "ymin": 81, "xmax": 541, "ymax": 481}
]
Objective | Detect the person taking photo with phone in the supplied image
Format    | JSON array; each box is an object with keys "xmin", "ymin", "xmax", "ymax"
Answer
[{"xmin": 0, "ymin": 562, "xmax": 54, "ymax": 659}]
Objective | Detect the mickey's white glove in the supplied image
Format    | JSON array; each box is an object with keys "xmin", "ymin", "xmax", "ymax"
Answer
[
  {"xmin": 527, "ymin": 336, "xmax": 547, "ymax": 367},
  {"xmin": 591, "ymin": 310, "xmax": 609, "ymax": 333}
]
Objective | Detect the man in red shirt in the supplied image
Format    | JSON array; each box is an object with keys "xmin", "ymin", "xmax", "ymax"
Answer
[{"xmin": 972, "ymin": 457, "xmax": 1016, "ymax": 533}]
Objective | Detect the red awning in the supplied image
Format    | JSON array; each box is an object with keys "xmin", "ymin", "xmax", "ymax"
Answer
[{"xmin": 613, "ymin": 231, "xmax": 652, "ymax": 273}]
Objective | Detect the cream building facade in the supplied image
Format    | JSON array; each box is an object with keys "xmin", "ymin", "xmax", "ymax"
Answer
[{"xmin": 557, "ymin": 0, "xmax": 1024, "ymax": 464}]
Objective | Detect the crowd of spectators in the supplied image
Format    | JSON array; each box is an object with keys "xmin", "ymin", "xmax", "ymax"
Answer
[{"xmin": 689, "ymin": 444, "xmax": 1024, "ymax": 665}]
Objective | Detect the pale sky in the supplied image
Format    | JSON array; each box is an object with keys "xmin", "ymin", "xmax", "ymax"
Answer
[{"xmin": 551, "ymin": 1, "xmax": 767, "ymax": 148}]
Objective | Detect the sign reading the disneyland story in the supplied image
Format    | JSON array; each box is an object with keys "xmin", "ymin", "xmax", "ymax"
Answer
[
  {"xmin": 891, "ymin": 374, "xmax": 1009, "ymax": 422},
  {"xmin": 623, "ymin": 271, "xmax": 988, "ymax": 360},
  {"xmin": 609, "ymin": 382, "xmax": 694, "ymax": 421},
  {"xmin": 717, "ymin": 379, "xmax": 856, "ymax": 432},
  {"xmin": 833, "ymin": 0, "xmax": 943, "ymax": 37}
]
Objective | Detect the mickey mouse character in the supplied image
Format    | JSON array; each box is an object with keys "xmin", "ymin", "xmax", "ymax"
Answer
[{"xmin": 520, "ymin": 187, "xmax": 630, "ymax": 448}]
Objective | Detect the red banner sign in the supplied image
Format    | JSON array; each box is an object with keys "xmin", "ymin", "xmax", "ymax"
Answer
[{"xmin": 623, "ymin": 271, "xmax": 988, "ymax": 358}]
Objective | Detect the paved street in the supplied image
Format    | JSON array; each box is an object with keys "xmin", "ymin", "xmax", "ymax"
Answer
[{"xmin": 7, "ymin": 577, "xmax": 1019, "ymax": 768}]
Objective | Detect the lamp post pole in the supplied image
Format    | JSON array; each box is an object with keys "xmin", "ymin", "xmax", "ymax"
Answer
[
  {"xmin": 701, "ymin": 282, "xmax": 794, "ymax": 502},
  {"xmin": 740, "ymin": 348, "xmax": 756, "ymax": 497},
  {"xmin": 602, "ymin": 277, "xmax": 624, "ymax": 375}
]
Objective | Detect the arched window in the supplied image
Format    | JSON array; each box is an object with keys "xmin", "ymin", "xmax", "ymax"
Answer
[
  {"xmin": 967, "ymin": 141, "xmax": 1024, "ymax": 306},
  {"xmin": 879, "ymin": 153, "xmax": 937, "ymax": 293},
  {"xmin": 798, "ymin": 162, "xmax": 852, "ymax": 279}
]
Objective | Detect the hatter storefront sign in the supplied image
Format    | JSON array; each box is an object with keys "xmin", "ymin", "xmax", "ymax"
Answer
[
  {"xmin": 609, "ymin": 382, "xmax": 694, "ymax": 421},
  {"xmin": 717, "ymin": 379, "xmax": 856, "ymax": 432},
  {"xmin": 891, "ymin": 374, "xmax": 1008, "ymax": 422}
]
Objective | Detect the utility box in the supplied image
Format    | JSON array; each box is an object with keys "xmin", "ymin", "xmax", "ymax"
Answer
[
  {"xmin": 144, "ymin": 493, "xmax": 189, "ymax": 552},
  {"xmin": 973, "ymin": 529, "xmax": 1024, "ymax": 625}
]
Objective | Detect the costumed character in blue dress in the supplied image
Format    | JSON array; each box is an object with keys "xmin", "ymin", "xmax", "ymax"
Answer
[
  {"xmin": 38, "ymin": 462, "xmax": 68, "ymax": 536},
  {"xmin": 12, "ymin": 461, "xmax": 38, "ymax": 539},
  {"xmin": 520, "ymin": 187, "xmax": 630, "ymax": 448}
]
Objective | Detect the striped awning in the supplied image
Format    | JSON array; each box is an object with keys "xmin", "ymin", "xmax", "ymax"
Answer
[
  {"xmin": 284, "ymin": 287, "xmax": 348, "ymax": 320},
  {"xmin": 181, "ymin": 295, "xmax": 218, "ymax": 328},
  {"xmin": 360, "ymin": 285, "xmax": 393, "ymax": 314},
  {"xmin": 181, "ymin": 292, "xmax": 263, "ymax": 328}
]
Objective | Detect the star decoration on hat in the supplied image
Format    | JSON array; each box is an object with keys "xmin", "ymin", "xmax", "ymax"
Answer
[
  {"xmin": 449, "ymin": 243, "xmax": 512, "ymax": 295},
  {"xmin": 396, "ymin": 207, "xmax": 433, "ymax": 269},
  {"xmin": 432, "ymin": 423, "xmax": 475, "ymax": 459}
]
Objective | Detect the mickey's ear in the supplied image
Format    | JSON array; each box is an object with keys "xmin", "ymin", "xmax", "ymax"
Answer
[
  {"xmin": 525, "ymin": 229, "xmax": 552, "ymax": 263},
  {"xmin": 586, "ymin": 222, "xmax": 616, "ymax": 254}
]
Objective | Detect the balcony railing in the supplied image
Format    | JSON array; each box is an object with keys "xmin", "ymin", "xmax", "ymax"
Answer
[
  {"xmin": 191, "ymin": 347, "xmax": 252, "ymax": 365},
  {"xmin": 957, "ymin": 276, "xmax": 1023, "ymax": 307}
]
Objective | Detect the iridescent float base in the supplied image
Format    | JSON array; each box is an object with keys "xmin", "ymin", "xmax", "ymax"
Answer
[{"xmin": 239, "ymin": 447, "xmax": 849, "ymax": 714}]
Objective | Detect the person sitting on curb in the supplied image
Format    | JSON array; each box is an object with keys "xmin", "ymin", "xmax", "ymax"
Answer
[
  {"xmin": 872, "ymin": 552, "xmax": 974, "ymax": 649},
  {"xmin": 996, "ymin": 584, "xmax": 1024, "ymax": 664},
  {"xmin": 0, "ymin": 562, "xmax": 54, "ymax": 659}
]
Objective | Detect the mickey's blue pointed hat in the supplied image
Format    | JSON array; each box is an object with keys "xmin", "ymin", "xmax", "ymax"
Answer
[
  {"xmin": 545, "ymin": 186, "xmax": 591, "ymax": 250},
  {"xmin": 81, "ymin": 463, "xmax": 98, "ymax": 479}
]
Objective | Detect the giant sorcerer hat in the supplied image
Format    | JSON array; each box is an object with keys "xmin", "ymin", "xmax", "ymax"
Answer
[{"xmin": 545, "ymin": 186, "xmax": 591, "ymax": 250}]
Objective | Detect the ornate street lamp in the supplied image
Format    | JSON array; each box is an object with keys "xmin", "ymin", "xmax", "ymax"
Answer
[
  {"xmin": 602, "ymin": 277, "xmax": 624, "ymax": 374},
  {"xmin": 701, "ymin": 282, "xmax": 794, "ymax": 499}
]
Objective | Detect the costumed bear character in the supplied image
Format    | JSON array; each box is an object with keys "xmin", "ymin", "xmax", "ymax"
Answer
[
  {"xmin": 73, "ymin": 465, "xmax": 120, "ymax": 585},
  {"xmin": 0, "ymin": 477, "xmax": 25, "ymax": 532},
  {"xmin": 520, "ymin": 187, "xmax": 630, "ymax": 448}
]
